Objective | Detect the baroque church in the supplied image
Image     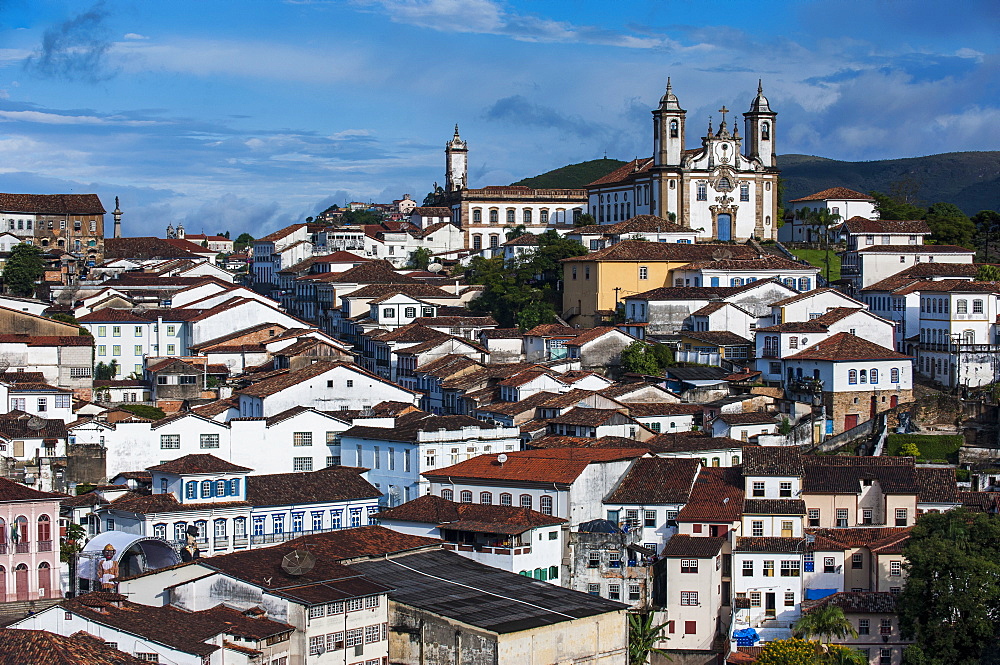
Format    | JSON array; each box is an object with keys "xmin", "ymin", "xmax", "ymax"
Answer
[{"xmin": 586, "ymin": 79, "xmax": 780, "ymax": 242}]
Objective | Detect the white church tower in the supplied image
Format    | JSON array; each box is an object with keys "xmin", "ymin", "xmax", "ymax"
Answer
[
  {"xmin": 445, "ymin": 125, "xmax": 468, "ymax": 192},
  {"xmin": 652, "ymin": 77, "xmax": 686, "ymax": 168},
  {"xmin": 743, "ymin": 80, "xmax": 777, "ymax": 168}
]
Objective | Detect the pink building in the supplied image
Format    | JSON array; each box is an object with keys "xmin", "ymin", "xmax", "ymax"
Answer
[{"xmin": 0, "ymin": 478, "xmax": 63, "ymax": 602}]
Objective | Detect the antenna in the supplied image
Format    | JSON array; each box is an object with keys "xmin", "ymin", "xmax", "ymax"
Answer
[
  {"xmin": 280, "ymin": 549, "xmax": 316, "ymax": 576},
  {"xmin": 497, "ymin": 453, "xmax": 508, "ymax": 465}
]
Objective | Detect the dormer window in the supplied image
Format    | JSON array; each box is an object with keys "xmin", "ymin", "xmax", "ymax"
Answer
[{"xmin": 201, "ymin": 480, "xmax": 213, "ymax": 498}]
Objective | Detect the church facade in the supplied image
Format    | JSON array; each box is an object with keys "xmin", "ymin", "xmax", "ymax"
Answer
[{"xmin": 586, "ymin": 80, "xmax": 780, "ymax": 242}]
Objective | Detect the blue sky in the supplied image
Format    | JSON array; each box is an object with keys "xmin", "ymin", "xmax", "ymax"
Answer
[{"xmin": 1, "ymin": 0, "xmax": 997, "ymax": 237}]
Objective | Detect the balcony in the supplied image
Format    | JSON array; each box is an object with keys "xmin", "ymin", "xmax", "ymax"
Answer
[
  {"xmin": 761, "ymin": 348, "xmax": 779, "ymax": 359},
  {"xmin": 787, "ymin": 377, "xmax": 824, "ymax": 394},
  {"xmin": 213, "ymin": 537, "xmax": 229, "ymax": 550},
  {"xmin": 232, "ymin": 536, "xmax": 249, "ymax": 549},
  {"xmin": 15, "ymin": 542, "xmax": 30, "ymax": 554},
  {"xmin": 37, "ymin": 540, "xmax": 52, "ymax": 552},
  {"xmin": 0, "ymin": 544, "xmax": 7, "ymax": 554}
]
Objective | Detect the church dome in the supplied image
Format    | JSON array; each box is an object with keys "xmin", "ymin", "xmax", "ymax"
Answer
[
  {"xmin": 658, "ymin": 77, "xmax": 683, "ymax": 111},
  {"xmin": 747, "ymin": 79, "xmax": 773, "ymax": 113}
]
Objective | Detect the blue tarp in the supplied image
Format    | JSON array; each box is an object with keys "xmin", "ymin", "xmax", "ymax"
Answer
[
  {"xmin": 805, "ymin": 588, "xmax": 838, "ymax": 600},
  {"xmin": 732, "ymin": 628, "xmax": 760, "ymax": 646}
]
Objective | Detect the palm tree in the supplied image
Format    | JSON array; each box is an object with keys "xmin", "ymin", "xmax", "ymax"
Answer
[
  {"xmin": 628, "ymin": 612, "xmax": 671, "ymax": 664},
  {"xmin": 793, "ymin": 605, "xmax": 857, "ymax": 645}
]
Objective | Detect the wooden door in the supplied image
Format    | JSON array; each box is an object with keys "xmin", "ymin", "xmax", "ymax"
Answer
[
  {"xmin": 37, "ymin": 563, "xmax": 50, "ymax": 599},
  {"xmin": 14, "ymin": 565, "xmax": 28, "ymax": 601},
  {"xmin": 845, "ymin": 414, "xmax": 859, "ymax": 430},
  {"xmin": 890, "ymin": 395, "xmax": 898, "ymax": 408}
]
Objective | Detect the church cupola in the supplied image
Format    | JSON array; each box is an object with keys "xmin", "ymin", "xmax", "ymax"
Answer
[
  {"xmin": 743, "ymin": 79, "xmax": 777, "ymax": 168},
  {"xmin": 652, "ymin": 77, "xmax": 686, "ymax": 167},
  {"xmin": 445, "ymin": 124, "xmax": 468, "ymax": 192}
]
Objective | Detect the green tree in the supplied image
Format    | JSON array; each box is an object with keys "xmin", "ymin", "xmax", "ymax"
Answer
[
  {"xmin": 339, "ymin": 208, "xmax": 384, "ymax": 226},
  {"xmin": 870, "ymin": 191, "xmax": 926, "ymax": 222},
  {"xmin": 793, "ymin": 605, "xmax": 857, "ymax": 645},
  {"xmin": 649, "ymin": 343, "xmax": 674, "ymax": 369},
  {"xmin": 972, "ymin": 210, "xmax": 1000, "ymax": 262},
  {"xmin": 628, "ymin": 612, "xmax": 670, "ymax": 664},
  {"xmin": 2, "ymin": 243, "xmax": 45, "ymax": 297},
  {"xmin": 898, "ymin": 442, "xmax": 921, "ymax": 458},
  {"xmin": 61, "ymin": 523, "xmax": 86, "ymax": 564},
  {"xmin": 48, "ymin": 312, "xmax": 80, "ymax": 326},
  {"xmin": 924, "ymin": 203, "xmax": 975, "ymax": 248},
  {"xmin": 621, "ymin": 341, "xmax": 660, "ymax": 375},
  {"xmin": 755, "ymin": 638, "xmax": 819, "ymax": 665},
  {"xmin": 234, "ymin": 232, "xmax": 255, "ymax": 252},
  {"xmin": 407, "ymin": 247, "xmax": 433, "ymax": 270},
  {"xmin": 505, "ymin": 224, "xmax": 527, "ymax": 240},
  {"xmin": 898, "ymin": 508, "xmax": 1000, "ymax": 665},
  {"xmin": 575, "ymin": 213, "xmax": 597, "ymax": 227},
  {"xmin": 975, "ymin": 264, "xmax": 1000, "ymax": 282},
  {"xmin": 94, "ymin": 360, "xmax": 119, "ymax": 380}
]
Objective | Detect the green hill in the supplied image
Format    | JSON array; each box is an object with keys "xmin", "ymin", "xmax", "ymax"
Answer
[
  {"xmin": 778, "ymin": 152, "xmax": 1000, "ymax": 215},
  {"xmin": 512, "ymin": 158, "xmax": 625, "ymax": 189},
  {"xmin": 512, "ymin": 152, "xmax": 1000, "ymax": 215}
]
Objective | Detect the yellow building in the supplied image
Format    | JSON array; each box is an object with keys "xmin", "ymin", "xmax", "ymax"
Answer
[{"xmin": 561, "ymin": 240, "xmax": 760, "ymax": 326}]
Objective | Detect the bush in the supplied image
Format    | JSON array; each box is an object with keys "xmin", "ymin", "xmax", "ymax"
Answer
[
  {"xmin": 886, "ymin": 434, "xmax": 963, "ymax": 463},
  {"xmin": 898, "ymin": 442, "xmax": 921, "ymax": 457},
  {"xmin": 117, "ymin": 404, "xmax": 166, "ymax": 420}
]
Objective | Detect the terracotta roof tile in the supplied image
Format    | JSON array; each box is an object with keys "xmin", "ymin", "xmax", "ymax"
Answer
[
  {"xmin": 914, "ymin": 467, "xmax": 959, "ymax": 503},
  {"xmin": 605, "ymin": 457, "xmax": 701, "ymax": 504},
  {"xmin": 423, "ymin": 448, "xmax": 646, "ymax": 485},
  {"xmin": 842, "ymin": 217, "xmax": 930, "ymax": 234},
  {"xmin": 0, "ymin": 628, "xmax": 147, "ymax": 664},
  {"xmin": 789, "ymin": 188, "xmax": 874, "ymax": 202},
  {"xmin": 659, "ymin": 534, "xmax": 726, "ymax": 558},
  {"xmin": 785, "ymin": 332, "xmax": 909, "ymax": 361},
  {"xmin": 342, "ymin": 412, "xmax": 492, "ymax": 443},
  {"xmin": 587, "ymin": 158, "xmax": 653, "ymax": 186},
  {"xmin": 379, "ymin": 495, "xmax": 564, "ymax": 534},
  {"xmin": 562, "ymin": 240, "xmax": 760, "ymax": 263},
  {"xmin": 326, "ymin": 260, "xmax": 420, "ymax": 284},
  {"xmin": 744, "ymin": 447, "xmax": 804, "ymax": 476},
  {"xmin": 575, "ymin": 215, "xmax": 691, "ymax": 235},
  {"xmin": 804, "ymin": 591, "xmax": 898, "ymax": 614},
  {"xmin": 0, "ymin": 476, "xmax": 65, "ymax": 502},
  {"xmin": 743, "ymin": 499, "xmax": 807, "ymax": 515},
  {"xmin": 675, "ymin": 466, "xmax": 744, "ymax": 522},
  {"xmin": 0, "ymin": 193, "xmax": 105, "ymax": 214},
  {"xmin": 735, "ymin": 536, "xmax": 808, "ymax": 553},
  {"xmin": 146, "ymin": 454, "xmax": 252, "ymax": 475},
  {"xmin": 717, "ymin": 412, "xmax": 778, "ymax": 426}
]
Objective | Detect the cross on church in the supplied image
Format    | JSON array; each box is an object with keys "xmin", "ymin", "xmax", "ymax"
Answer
[{"xmin": 718, "ymin": 106, "xmax": 729, "ymax": 124}]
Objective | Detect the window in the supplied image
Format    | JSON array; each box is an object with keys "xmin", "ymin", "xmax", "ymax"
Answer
[
  {"xmin": 587, "ymin": 583, "xmax": 601, "ymax": 596},
  {"xmin": 200, "ymin": 434, "xmax": 219, "ymax": 449},
  {"xmin": 472, "ymin": 209, "xmax": 482, "ymax": 223},
  {"xmin": 112, "ymin": 326, "xmax": 121, "ymax": 337},
  {"xmin": 895, "ymin": 508, "xmax": 907, "ymax": 526},
  {"xmin": 752, "ymin": 481, "xmax": 765, "ymax": 497},
  {"xmin": 112, "ymin": 345, "xmax": 121, "ymax": 357},
  {"xmin": 608, "ymin": 583, "xmax": 621, "ymax": 600},
  {"xmin": 789, "ymin": 336, "xmax": 798, "ymax": 349},
  {"xmin": 780, "ymin": 560, "xmax": 800, "ymax": 577},
  {"xmin": 680, "ymin": 591, "xmax": 698, "ymax": 606},
  {"xmin": 890, "ymin": 561, "xmax": 902, "ymax": 576},
  {"xmin": 365, "ymin": 624, "xmax": 381, "ymax": 644},
  {"xmin": 870, "ymin": 368, "xmax": 879, "ymax": 384},
  {"xmin": 752, "ymin": 521, "xmax": 764, "ymax": 537},
  {"xmin": 750, "ymin": 592, "xmax": 762, "ymax": 607},
  {"xmin": 808, "ymin": 509, "xmax": 820, "ymax": 527},
  {"xmin": 740, "ymin": 182, "xmax": 750, "ymax": 201},
  {"xmin": 346, "ymin": 628, "xmax": 363, "ymax": 648},
  {"xmin": 779, "ymin": 481, "xmax": 792, "ymax": 497},
  {"xmin": 97, "ymin": 345, "xmax": 106, "ymax": 356},
  {"xmin": 644, "ymin": 510, "xmax": 656, "ymax": 528},
  {"xmin": 540, "ymin": 496, "xmax": 553, "ymax": 515},
  {"xmin": 499, "ymin": 492, "xmax": 512, "ymax": 506},
  {"xmin": 681, "ymin": 559, "xmax": 698, "ymax": 573},
  {"xmin": 858, "ymin": 619, "xmax": 870, "ymax": 635},
  {"xmin": 36, "ymin": 398, "xmax": 47, "ymax": 412},
  {"xmin": 629, "ymin": 584, "xmax": 641, "ymax": 601},
  {"xmin": 763, "ymin": 560, "xmax": 774, "ymax": 577},
  {"xmin": 473, "ymin": 235, "xmax": 482, "ymax": 250},
  {"xmin": 852, "ymin": 553, "xmax": 863, "ymax": 569},
  {"xmin": 185, "ymin": 481, "xmax": 197, "ymax": 499},
  {"xmin": 880, "ymin": 618, "xmax": 892, "ymax": 635},
  {"xmin": 160, "ymin": 435, "xmax": 179, "ymax": 449},
  {"xmin": 166, "ymin": 345, "xmax": 175, "ymax": 355},
  {"xmin": 836, "ymin": 508, "xmax": 849, "ymax": 527},
  {"xmin": 973, "ymin": 299, "xmax": 984, "ymax": 314},
  {"xmin": 891, "ymin": 368, "xmax": 900, "ymax": 383},
  {"xmin": 669, "ymin": 120, "xmax": 678, "ymax": 137},
  {"xmin": 784, "ymin": 592, "xmax": 795, "ymax": 607},
  {"xmin": 520, "ymin": 494, "xmax": 532, "ymax": 509},
  {"xmin": 479, "ymin": 491, "xmax": 492, "ymax": 505},
  {"xmin": 440, "ymin": 488, "xmax": 453, "ymax": 501},
  {"xmin": 540, "ymin": 209, "xmax": 549, "ymax": 224},
  {"xmin": 697, "ymin": 183, "xmax": 707, "ymax": 201},
  {"xmin": 862, "ymin": 508, "xmax": 873, "ymax": 524},
  {"xmin": 134, "ymin": 654, "xmax": 159, "ymax": 663},
  {"xmin": 293, "ymin": 457, "xmax": 313, "ymax": 471},
  {"xmin": 460, "ymin": 490, "xmax": 473, "ymax": 503},
  {"xmin": 639, "ymin": 266, "xmax": 648, "ymax": 280}
]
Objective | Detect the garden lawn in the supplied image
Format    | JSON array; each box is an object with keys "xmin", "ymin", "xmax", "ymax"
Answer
[
  {"xmin": 885, "ymin": 433, "xmax": 963, "ymax": 463},
  {"xmin": 788, "ymin": 247, "xmax": 841, "ymax": 282}
]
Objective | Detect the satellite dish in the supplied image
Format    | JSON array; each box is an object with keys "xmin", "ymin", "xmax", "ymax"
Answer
[
  {"xmin": 281, "ymin": 549, "xmax": 316, "ymax": 576},
  {"xmin": 497, "ymin": 453, "xmax": 508, "ymax": 464},
  {"xmin": 711, "ymin": 249, "xmax": 733, "ymax": 262},
  {"xmin": 427, "ymin": 262, "xmax": 443, "ymax": 273},
  {"xmin": 26, "ymin": 416, "xmax": 46, "ymax": 431}
]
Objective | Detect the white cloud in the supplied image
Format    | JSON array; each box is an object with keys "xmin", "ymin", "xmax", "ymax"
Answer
[
  {"xmin": 122, "ymin": 33, "xmax": 149, "ymax": 40},
  {"xmin": 0, "ymin": 109, "xmax": 160, "ymax": 126}
]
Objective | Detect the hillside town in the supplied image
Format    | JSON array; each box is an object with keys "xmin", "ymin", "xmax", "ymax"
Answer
[{"xmin": 0, "ymin": 80, "xmax": 997, "ymax": 665}]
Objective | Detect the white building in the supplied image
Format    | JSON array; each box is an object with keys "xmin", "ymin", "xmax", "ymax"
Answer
[{"xmin": 780, "ymin": 188, "xmax": 879, "ymax": 243}]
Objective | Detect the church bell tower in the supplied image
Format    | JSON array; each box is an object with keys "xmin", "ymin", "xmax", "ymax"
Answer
[
  {"xmin": 445, "ymin": 125, "xmax": 468, "ymax": 192},
  {"xmin": 652, "ymin": 77, "xmax": 686, "ymax": 168},
  {"xmin": 743, "ymin": 80, "xmax": 777, "ymax": 168}
]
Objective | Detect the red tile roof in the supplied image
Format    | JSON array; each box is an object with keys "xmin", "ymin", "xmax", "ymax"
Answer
[
  {"xmin": 0, "ymin": 193, "xmax": 105, "ymax": 214},
  {"xmin": 378, "ymin": 494, "xmax": 565, "ymax": 534},
  {"xmin": 841, "ymin": 217, "xmax": 930, "ymax": 234},
  {"xmin": 246, "ymin": 466, "xmax": 381, "ymax": 506},
  {"xmin": 575, "ymin": 215, "xmax": 691, "ymax": 235},
  {"xmin": 659, "ymin": 534, "xmax": 726, "ymax": 558},
  {"xmin": 146, "ymin": 454, "xmax": 252, "ymax": 475},
  {"xmin": 423, "ymin": 448, "xmax": 646, "ymax": 485},
  {"xmin": 675, "ymin": 466, "xmax": 744, "ymax": 522},
  {"xmin": 0, "ymin": 628, "xmax": 147, "ymax": 664},
  {"xmin": 605, "ymin": 457, "xmax": 701, "ymax": 504},
  {"xmin": 856, "ymin": 244, "xmax": 973, "ymax": 254},
  {"xmin": 561, "ymin": 240, "xmax": 760, "ymax": 263},
  {"xmin": 789, "ymin": 187, "xmax": 873, "ymax": 202},
  {"xmin": 0, "ymin": 476, "xmax": 65, "ymax": 503},
  {"xmin": 785, "ymin": 332, "xmax": 909, "ymax": 362},
  {"xmin": 587, "ymin": 158, "xmax": 653, "ymax": 186}
]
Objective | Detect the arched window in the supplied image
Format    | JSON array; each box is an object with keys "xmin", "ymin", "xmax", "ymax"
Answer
[
  {"xmin": 153, "ymin": 523, "xmax": 167, "ymax": 540},
  {"xmin": 0, "ymin": 518, "xmax": 6, "ymax": 544},
  {"xmin": 500, "ymin": 492, "xmax": 512, "ymax": 506},
  {"xmin": 489, "ymin": 234, "xmax": 500, "ymax": 248},
  {"xmin": 957, "ymin": 299, "xmax": 968, "ymax": 314},
  {"xmin": 669, "ymin": 120, "xmax": 678, "ymax": 138},
  {"xmin": 890, "ymin": 368, "xmax": 900, "ymax": 383},
  {"xmin": 473, "ymin": 235, "xmax": 482, "ymax": 250},
  {"xmin": 479, "ymin": 491, "xmax": 492, "ymax": 505},
  {"xmin": 964, "ymin": 330, "xmax": 975, "ymax": 344},
  {"xmin": 174, "ymin": 522, "xmax": 187, "ymax": 542},
  {"xmin": 732, "ymin": 456, "xmax": 740, "ymax": 465},
  {"xmin": 859, "ymin": 370, "xmax": 867, "ymax": 384},
  {"xmin": 520, "ymin": 494, "xmax": 532, "ymax": 510},
  {"xmin": 460, "ymin": 490, "xmax": 473, "ymax": 504},
  {"xmin": 718, "ymin": 177, "xmax": 731, "ymax": 190},
  {"xmin": 540, "ymin": 496, "xmax": 553, "ymax": 515},
  {"xmin": 36, "ymin": 515, "xmax": 50, "ymax": 545},
  {"xmin": 523, "ymin": 209, "xmax": 532, "ymax": 224},
  {"xmin": 870, "ymin": 369, "xmax": 878, "ymax": 384},
  {"xmin": 186, "ymin": 481, "xmax": 197, "ymax": 500},
  {"xmin": 761, "ymin": 122, "xmax": 770, "ymax": 140},
  {"xmin": 441, "ymin": 489, "xmax": 453, "ymax": 501},
  {"xmin": 506, "ymin": 209, "xmax": 515, "ymax": 224},
  {"xmin": 848, "ymin": 370, "xmax": 858, "ymax": 385},
  {"xmin": 712, "ymin": 457, "xmax": 721, "ymax": 467},
  {"xmin": 194, "ymin": 520, "xmax": 207, "ymax": 541},
  {"xmin": 201, "ymin": 480, "xmax": 213, "ymax": 498},
  {"xmin": 489, "ymin": 209, "xmax": 498, "ymax": 224},
  {"xmin": 14, "ymin": 516, "xmax": 27, "ymax": 544},
  {"xmin": 472, "ymin": 209, "xmax": 482, "ymax": 223}
]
